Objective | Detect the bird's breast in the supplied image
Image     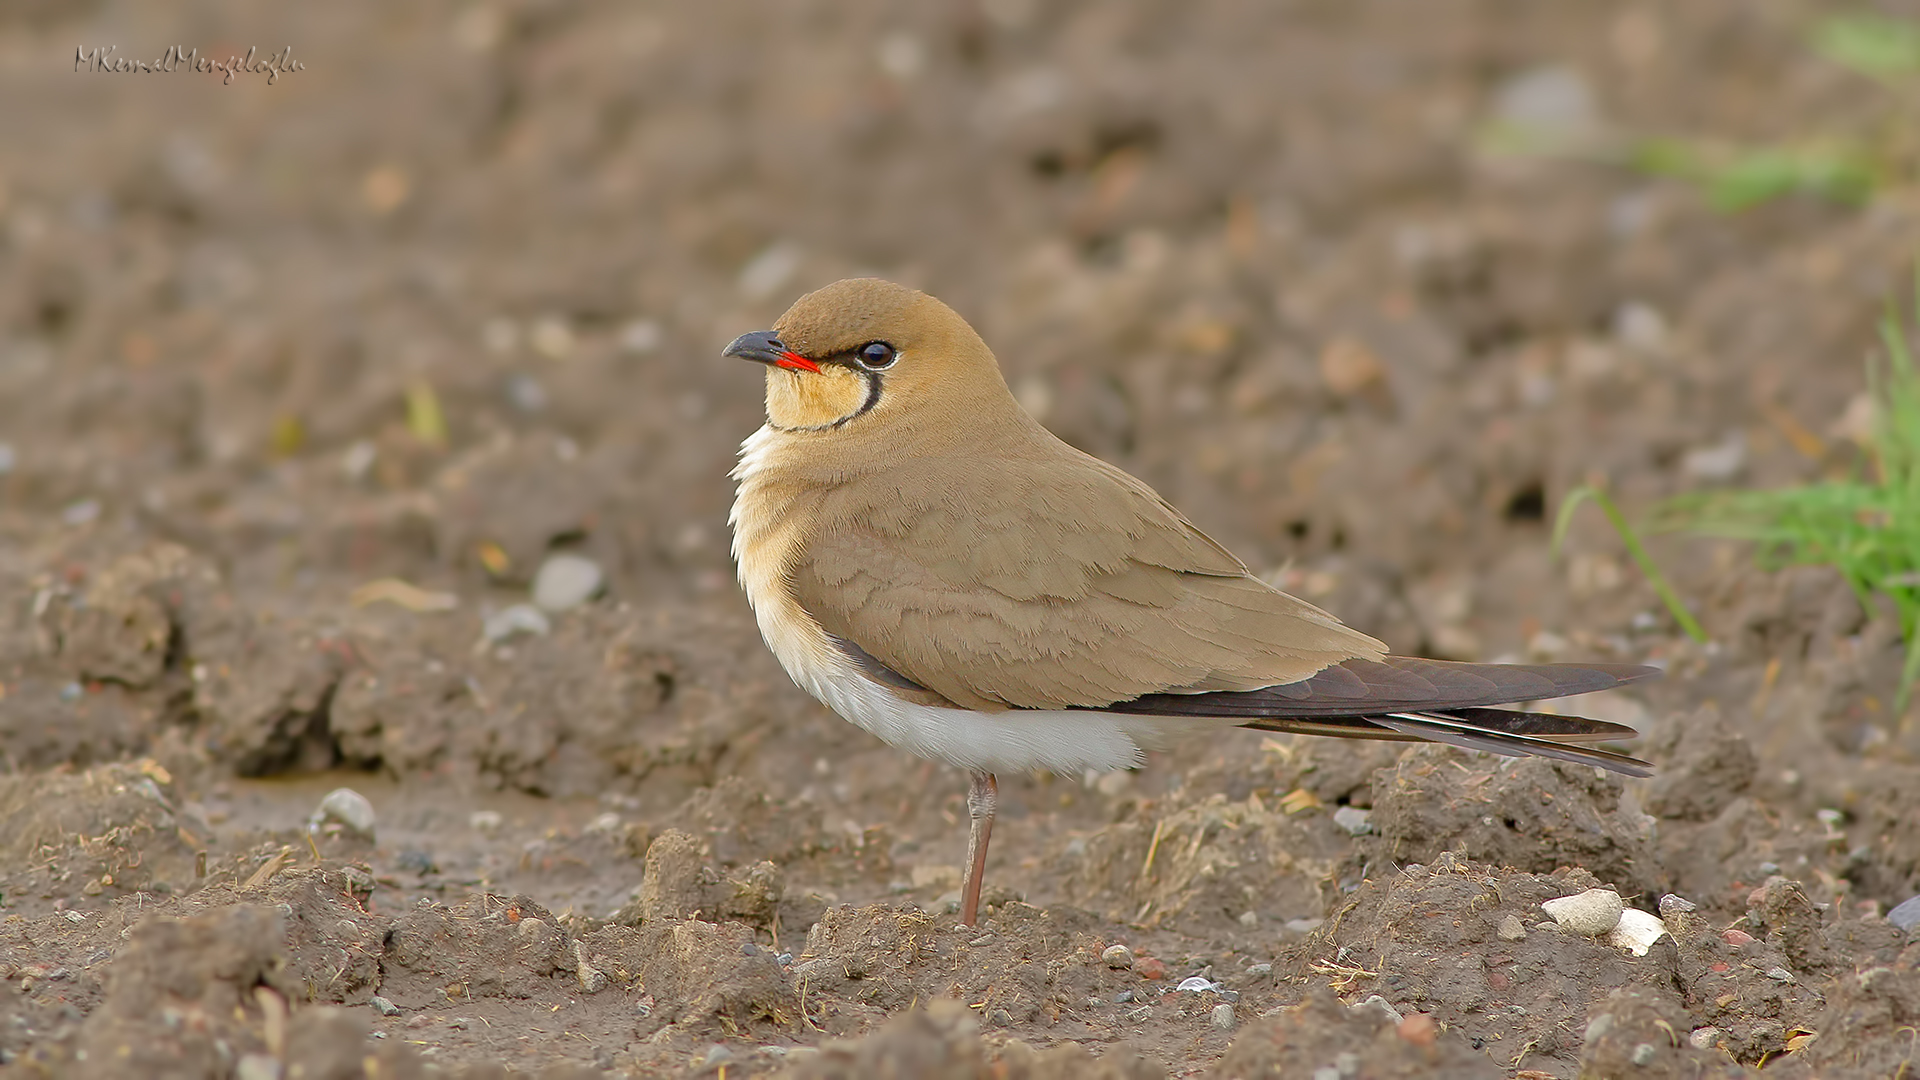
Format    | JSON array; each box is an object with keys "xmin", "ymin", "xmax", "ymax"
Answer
[{"xmin": 729, "ymin": 427, "xmax": 839, "ymax": 695}]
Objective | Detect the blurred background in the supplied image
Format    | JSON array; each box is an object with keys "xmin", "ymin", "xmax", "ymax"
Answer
[{"xmin": 5, "ymin": 0, "xmax": 1915, "ymax": 645}]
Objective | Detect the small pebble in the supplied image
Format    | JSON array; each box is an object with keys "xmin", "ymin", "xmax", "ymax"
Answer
[
  {"xmin": 1311, "ymin": 1069, "xmax": 1340, "ymax": 1080},
  {"xmin": 529, "ymin": 315, "xmax": 574, "ymax": 360},
  {"xmin": 310, "ymin": 788, "xmax": 377, "ymax": 840},
  {"xmin": 236, "ymin": 1054, "xmax": 284, "ymax": 1080},
  {"xmin": 1115, "ymin": 990, "xmax": 1134, "ymax": 1004},
  {"xmin": 1492, "ymin": 64, "xmax": 1597, "ymax": 136},
  {"xmin": 1283, "ymin": 917, "xmax": 1324, "ymax": 935},
  {"xmin": 1765, "ymin": 966, "xmax": 1795, "ymax": 982},
  {"xmin": 1350, "ymin": 995, "xmax": 1403, "ymax": 1024},
  {"xmin": 988, "ymin": 1008, "xmax": 1014, "ymax": 1027},
  {"xmin": 1613, "ymin": 300, "xmax": 1669, "ymax": 353},
  {"xmin": 1632, "ymin": 1042, "xmax": 1658, "ymax": 1066},
  {"xmin": 470, "ymin": 810, "xmax": 505, "ymax": 832},
  {"xmin": 703, "ymin": 1046, "xmax": 734, "ymax": 1067},
  {"xmin": 1136, "ymin": 956, "xmax": 1167, "ymax": 980},
  {"xmin": 1245, "ymin": 963, "xmax": 1272, "ymax": 977},
  {"xmin": 1681, "ymin": 433, "xmax": 1746, "ymax": 482},
  {"xmin": 1237, "ymin": 911, "xmax": 1258, "ymax": 927},
  {"xmin": 1722, "ymin": 928, "xmax": 1755, "ymax": 947},
  {"xmin": 532, "ymin": 553, "xmax": 605, "ymax": 613},
  {"xmin": 342, "ymin": 440, "xmax": 377, "ymax": 481},
  {"xmin": 1689, "ymin": 1027, "xmax": 1721, "ymax": 1050},
  {"xmin": 1609, "ymin": 908, "xmax": 1669, "ymax": 956},
  {"xmin": 620, "ymin": 318, "xmax": 663, "ymax": 354},
  {"xmin": 483, "ymin": 603, "xmax": 550, "ymax": 643},
  {"xmin": 1541, "ymin": 888, "xmax": 1625, "ymax": 936},
  {"xmin": 395, "ymin": 850, "xmax": 436, "ymax": 875},
  {"xmin": 1210, "ymin": 1003, "xmax": 1236, "ymax": 1030},
  {"xmin": 1103, "ymin": 944, "xmax": 1135, "ymax": 970},
  {"xmin": 1331, "ymin": 806, "xmax": 1373, "ymax": 835},
  {"xmin": 1496, "ymin": 914, "xmax": 1527, "ymax": 941},
  {"xmin": 62, "ymin": 499, "xmax": 101, "ymax": 526},
  {"xmin": 1397, "ymin": 1013, "xmax": 1438, "ymax": 1048},
  {"xmin": 1887, "ymin": 894, "xmax": 1920, "ymax": 931},
  {"xmin": 505, "ymin": 373, "xmax": 547, "ymax": 413},
  {"xmin": 1658, "ymin": 893, "xmax": 1698, "ymax": 916},
  {"xmin": 369, "ymin": 996, "xmax": 401, "ymax": 1017}
]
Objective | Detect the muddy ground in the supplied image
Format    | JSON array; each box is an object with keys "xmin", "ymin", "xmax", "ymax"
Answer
[{"xmin": 4, "ymin": 0, "xmax": 1920, "ymax": 1076}]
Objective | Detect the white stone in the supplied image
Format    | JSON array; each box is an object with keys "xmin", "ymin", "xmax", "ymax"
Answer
[
  {"xmin": 311, "ymin": 787, "xmax": 376, "ymax": 840},
  {"xmin": 1541, "ymin": 888, "xmax": 1625, "ymax": 936},
  {"xmin": 532, "ymin": 553, "xmax": 605, "ymax": 612},
  {"xmin": 1609, "ymin": 907, "xmax": 1669, "ymax": 956},
  {"xmin": 484, "ymin": 603, "xmax": 551, "ymax": 642},
  {"xmin": 1332, "ymin": 806, "xmax": 1373, "ymax": 836},
  {"xmin": 1492, "ymin": 66, "xmax": 1598, "ymax": 136},
  {"xmin": 1682, "ymin": 432, "xmax": 1747, "ymax": 482}
]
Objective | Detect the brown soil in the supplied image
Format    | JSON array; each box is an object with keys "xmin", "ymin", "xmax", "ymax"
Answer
[{"xmin": 4, "ymin": 1, "xmax": 1920, "ymax": 1077}]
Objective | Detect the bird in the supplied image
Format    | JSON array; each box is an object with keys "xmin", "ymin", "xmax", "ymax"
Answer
[{"xmin": 722, "ymin": 277, "xmax": 1658, "ymax": 927}]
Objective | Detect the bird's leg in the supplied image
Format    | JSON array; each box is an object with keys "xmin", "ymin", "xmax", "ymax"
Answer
[{"xmin": 959, "ymin": 771, "xmax": 997, "ymax": 927}]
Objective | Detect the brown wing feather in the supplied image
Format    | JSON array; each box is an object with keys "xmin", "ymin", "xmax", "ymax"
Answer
[
  {"xmin": 1232, "ymin": 706, "xmax": 1655, "ymax": 777},
  {"xmin": 1106, "ymin": 657, "xmax": 1660, "ymax": 717},
  {"xmin": 790, "ymin": 441, "xmax": 1388, "ymax": 711}
]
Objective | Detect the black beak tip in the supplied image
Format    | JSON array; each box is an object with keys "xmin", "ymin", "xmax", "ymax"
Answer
[{"xmin": 723, "ymin": 330, "xmax": 786, "ymax": 365}]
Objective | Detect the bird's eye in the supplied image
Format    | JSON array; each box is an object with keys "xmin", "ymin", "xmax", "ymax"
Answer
[{"xmin": 856, "ymin": 341, "xmax": 897, "ymax": 370}]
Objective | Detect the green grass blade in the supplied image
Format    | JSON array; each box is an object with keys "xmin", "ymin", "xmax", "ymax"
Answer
[
  {"xmin": 1654, "ymin": 264, "xmax": 1920, "ymax": 712},
  {"xmin": 1554, "ymin": 484, "xmax": 1708, "ymax": 642}
]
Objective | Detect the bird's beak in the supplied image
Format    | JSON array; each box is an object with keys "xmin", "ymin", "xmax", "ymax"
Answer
[{"xmin": 723, "ymin": 330, "xmax": 821, "ymax": 373}]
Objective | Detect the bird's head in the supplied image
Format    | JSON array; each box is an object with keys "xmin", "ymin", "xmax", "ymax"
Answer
[{"xmin": 723, "ymin": 278, "xmax": 1014, "ymax": 437}]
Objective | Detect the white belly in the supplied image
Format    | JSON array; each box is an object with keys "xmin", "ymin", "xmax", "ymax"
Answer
[{"xmin": 801, "ymin": 647, "xmax": 1156, "ymax": 773}]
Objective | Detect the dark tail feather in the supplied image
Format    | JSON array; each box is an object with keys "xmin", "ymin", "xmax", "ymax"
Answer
[{"xmin": 1240, "ymin": 707, "xmax": 1653, "ymax": 778}]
